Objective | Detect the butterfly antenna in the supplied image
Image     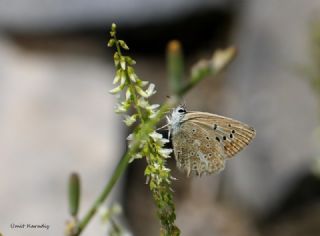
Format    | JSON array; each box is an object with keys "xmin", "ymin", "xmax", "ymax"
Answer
[
  {"xmin": 156, "ymin": 120, "xmax": 171, "ymax": 139},
  {"xmin": 157, "ymin": 123, "xmax": 169, "ymax": 131}
]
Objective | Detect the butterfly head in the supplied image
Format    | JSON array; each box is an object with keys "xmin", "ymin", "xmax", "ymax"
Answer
[{"xmin": 168, "ymin": 105, "xmax": 187, "ymax": 136}]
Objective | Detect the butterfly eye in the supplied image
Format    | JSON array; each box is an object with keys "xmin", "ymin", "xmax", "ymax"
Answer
[{"xmin": 177, "ymin": 108, "xmax": 186, "ymax": 113}]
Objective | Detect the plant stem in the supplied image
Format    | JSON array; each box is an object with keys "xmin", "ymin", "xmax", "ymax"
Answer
[
  {"xmin": 167, "ymin": 40, "xmax": 184, "ymax": 97},
  {"xmin": 75, "ymin": 101, "xmax": 174, "ymax": 235},
  {"xmin": 177, "ymin": 66, "xmax": 211, "ymax": 96},
  {"xmin": 75, "ymin": 150, "xmax": 131, "ymax": 235}
]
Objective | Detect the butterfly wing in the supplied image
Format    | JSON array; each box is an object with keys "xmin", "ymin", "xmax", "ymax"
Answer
[
  {"xmin": 172, "ymin": 121, "xmax": 226, "ymax": 176},
  {"xmin": 183, "ymin": 112, "xmax": 256, "ymax": 158}
]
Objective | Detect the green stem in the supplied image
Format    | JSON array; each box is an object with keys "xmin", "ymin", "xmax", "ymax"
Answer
[
  {"xmin": 110, "ymin": 218, "xmax": 122, "ymax": 234},
  {"xmin": 75, "ymin": 151, "xmax": 131, "ymax": 235},
  {"xmin": 177, "ymin": 67, "xmax": 212, "ymax": 96},
  {"xmin": 75, "ymin": 101, "xmax": 174, "ymax": 235}
]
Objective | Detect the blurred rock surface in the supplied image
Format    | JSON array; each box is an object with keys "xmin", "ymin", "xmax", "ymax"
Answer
[
  {"xmin": 0, "ymin": 37, "xmax": 123, "ymax": 235},
  {"xmin": 221, "ymin": 0, "xmax": 320, "ymax": 215}
]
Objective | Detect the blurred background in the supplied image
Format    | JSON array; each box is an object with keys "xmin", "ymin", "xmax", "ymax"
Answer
[{"xmin": 1, "ymin": 0, "xmax": 320, "ymax": 235}]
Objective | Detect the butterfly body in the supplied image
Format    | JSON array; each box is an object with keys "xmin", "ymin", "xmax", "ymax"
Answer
[{"xmin": 168, "ymin": 106, "xmax": 256, "ymax": 176}]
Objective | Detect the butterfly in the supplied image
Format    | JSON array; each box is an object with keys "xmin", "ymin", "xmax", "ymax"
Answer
[{"xmin": 167, "ymin": 105, "xmax": 256, "ymax": 177}]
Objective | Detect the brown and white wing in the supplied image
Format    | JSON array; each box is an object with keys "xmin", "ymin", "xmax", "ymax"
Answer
[
  {"xmin": 172, "ymin": 121, "xmax": 225, "ymax": 176},
  {"xmin": 183, "ymin": 112, "xmax": 256, "ymax": 158}
]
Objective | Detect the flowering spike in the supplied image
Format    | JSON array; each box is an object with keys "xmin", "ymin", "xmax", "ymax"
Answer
[{"xmin": 108, "ymin": 23, "xmax": 180, "ymax": 236}]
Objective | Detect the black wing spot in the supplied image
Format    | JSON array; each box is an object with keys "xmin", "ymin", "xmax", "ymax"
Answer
[
  {"xmin": 232, "ymin": 130, "xmax": 235, "ymax": 134},
  {"xmin": 213, "ymin": 124, "xmax": 217, "ymax": 130},
  {"xmin": 230, "ymin": 134, "xmax": 233, "ymax": 139},
  {"xmin": 206, "ymin": 136, "xmax": 210, "ymax": 140},
  {"xmin": 216, "ymin": 137, "xmax": 220, "ymax": 142},
  {"xmin": 223, "ymin": 136, "xmax": 227, "ymax": 140},
  {"xmin": 228, "ymin": 124, "xmax": 231, "ymax": 127}
]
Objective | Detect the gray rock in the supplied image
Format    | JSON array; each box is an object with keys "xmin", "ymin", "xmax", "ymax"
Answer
[
  {"xmin": 220, "ymin": 0, "xmax": 320, "ymax": 215},
  {"xmin": 0, "ymin": 37, "xmax": 124, "ymax": 235}
]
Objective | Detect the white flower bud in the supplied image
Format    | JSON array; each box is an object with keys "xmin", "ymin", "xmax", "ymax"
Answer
[{"xmin": 145, "ymin": 83, "xmax": 156, "ymax": 97}]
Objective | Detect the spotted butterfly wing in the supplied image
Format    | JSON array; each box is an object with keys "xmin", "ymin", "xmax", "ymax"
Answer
[
  {"xmin": 183, "ymin": 112, "xmax": 256, "ymax": 158},
  {"xmin": 172, "ymin": 121, "xmax": 226, "ymax": 176}
]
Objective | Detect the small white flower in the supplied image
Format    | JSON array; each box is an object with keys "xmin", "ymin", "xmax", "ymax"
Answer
[
  {"xmin": 129, "ymin": 153, "xmax": 143, "ymax": 163},
  {"xmin": 127, "ymin": 66, "xmax": 138, "ymax": 82},
  {"xmin": 124, "ymin": 114, "xmax": 137, "ymax": 126},
  {"xmin": 135, "ymin": 86, "xmax": 148, "ymax": 98},
  {"xmin": 98, "ymin": 205, "xmax": 108, "ymax": 218},
  {"xmin": 126, "ymin": 133, "xmax": 134, "ymax": 141},
  {"xmin": 137, "ymin": 97, "xmax": 149, "ymax": 108},
  {"xmin": 115, "ymin": 103, "xmax": 127, "ymax": 113},
  {"xmin": 120, "ymin": 57, "xmax": 126, "ymax": 70},
  {"xmin": 120, "ymin": 70, "xmax": 127, "ymax": 86},
  {"xmin": 149, "ymin": 110, "xmax": 159, "ymax": 119},
  {"xmin": 129, "ymin": 73, "xmax": 138, "ymax": 82},
  {"xmin": 110, "ymin": 203, "xmax": 122, "ymax": 215},
  {"xmin": 140, "ymin": 80, "xmax": 149, "ymax": 87},
  {"xmin": 156, "ymin": 176, "xmax": 162, "ymax": 185},
  {"xmin": 150, "ymin": 131, "xmax": 169, "ymax": 146},
  {"xmin": 125, "ymin": 88, "xmax": 132, "ymax": 101},
  {"xmin": 119, "ymin": 40, "xmax": 129, "ymax": 50},
  {"xmin": 113, "ymin": 53, "xmax": 120, "ymax": 67},
  {"xmin": 145, "ymin": 83, "xmax": 156, "ymax": 97},
  {"xmin": 113, "ymin": 69, "xmax": 121, "ymax": 84},
  {"xmin": 158, "ymin": 148, "xmax": 172, "ymax": 158},
  {"xmin": 109, "ymin": 85, "xmax": 123, "ymax": 94},
  {"xmin": 149, "ymin": 131, "xmax": 163, "ymax": 141},
  {"xmin": 147, "ymin": 104, "xmax": 160, "ymax": 111},
  {"xmin": 211, "ymin": 47, "xmax": 235, "ymax": 71},
  {"xmin": 153, "ymin": 163, "xmax": 160, "ymax": 169}
]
